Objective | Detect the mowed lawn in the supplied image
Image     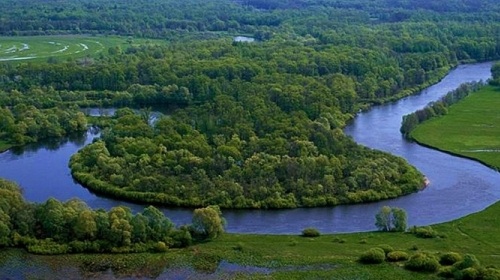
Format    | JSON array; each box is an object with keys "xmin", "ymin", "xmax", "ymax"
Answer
[{"xmin": 411, "ymin": 85, "xmax": 500, "ymax": 169}]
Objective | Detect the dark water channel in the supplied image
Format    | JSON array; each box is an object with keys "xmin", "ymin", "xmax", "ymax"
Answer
[{"xmin": 0, "ymin": 62, "xmax": 498, "ymax": 236}]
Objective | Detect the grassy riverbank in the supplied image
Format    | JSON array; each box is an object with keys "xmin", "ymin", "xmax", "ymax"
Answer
[
  {"xmin": 2, "ymin": 201, "xmax": 500, "ymax": 279},
  {"xmin": 0, "ymin": 141, "xmax": 12, "ymax": 153},
  {"xmin": 411, "ymin": 85, "xmax": 500, "ymax": 170}
]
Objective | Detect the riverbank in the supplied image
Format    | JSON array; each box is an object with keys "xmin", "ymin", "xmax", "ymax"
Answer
[
  {"xmin": 2, "ymin": 199, "xmax": 500, "ymax": 279},
  {"xmin": 0, "ymin": 141, "xmax": 12, "ymax": 153},
  {"xmin": 411, "ymin": 85, "xmax": 500, "ymax": 171}
]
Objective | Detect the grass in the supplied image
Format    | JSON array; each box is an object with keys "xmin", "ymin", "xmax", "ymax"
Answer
[
  {"xmin": 411, "ymin": 85, "xmax": 500, "ymax": 169},
  {"xmin": 2, "ymin": 201, "xmax": 499, "ymax": 279},
  {"xmin": 0, "ymin": 35, "xmax": 167, "ymax": 63}
]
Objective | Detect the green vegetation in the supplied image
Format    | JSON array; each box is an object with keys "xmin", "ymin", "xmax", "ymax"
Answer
[
  {"xmin": 0, "ymin": 179, "xmax": 225, "ymax": 255},
  {"xmin": 0, "ymin": 36, "xmax": 169, "ymax": 63},
  {"xmin": 410, "ymin": 85, "xmax": 500, "ymax": 169},
  {"xmin": 375, "ymin": 206, "xmax": 408, "ymax": 232},
  {"xmin": 2, "ymin": 0, "xmax": 500, "ymax": 208},
  {"xmin": 1, "ymin": 0, "xmax": 500, "ymax": 277},
  {"xmin": 3, "ymin": 198, "xmax": 500, "ymax": 278},
  {"xmin": 401, "ymin": 81, "xmax": 484, "ymax": 136},
  {"xmin": 301, "ymin": 228, "xmax": 321, "ymax": 237}
]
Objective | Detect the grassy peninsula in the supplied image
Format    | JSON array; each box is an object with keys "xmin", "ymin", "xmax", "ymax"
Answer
[{"xmin": 411, "ymin": 85, "xmax": 500, "ymax": 170}]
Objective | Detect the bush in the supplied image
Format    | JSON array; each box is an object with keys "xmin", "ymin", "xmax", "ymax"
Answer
[
  {"xmin": 154, "ymin": 241, "xmax": 168, "ymax": 252},
  {"xmin": 453, "ymin": 254, "xmax": 481, "ymax": 271},
  {"xmin": 233, "ymin": 242, "xmax": 245, "ymax": 251},
  {"xmin": 410, "ymin": 226, "xmax": 438, "ymax": 238},
  {"xmin": 332, "ymin": 237, "xmax": 346, "ymax": 243},
  {"xmin": 387, "ymin": 251, "xmax": 409, "ymax": 262},
  {"xmin": 440, "ymin": 252, "xmax": 463, "ymax": 266},
  {"xmin": 359, "ymin": 248, "xmax": 386, "ymax": 264},
  {"xmin": 301, "ymin": 228, "xmax": 320, "ymax": 237},
  {"xmin": 478, "ymin": 267, "xmax": 500, "ymax": 280},
  {"xmin": 404, "ymin": 252, "xmax": 440, "ymax": 272},
  {"xmin": 437, "ymin": 266, "xmax": 455, "ymax": 278},
  {"xmin": 456, "ymin": 267, "xmax": 479, "ymax": 280},
  {"xmin": 377, "ymin": 244, "xmax": 394, "ymax": 255}
]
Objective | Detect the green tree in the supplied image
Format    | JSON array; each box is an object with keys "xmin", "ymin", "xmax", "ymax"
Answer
[
  {"xmin": 191, "ymin": 205, "xmax": 226, "ymax": 240},
  {"xmin": 375, "ymin": 206, "xmax": 407, "ymax": 232}
]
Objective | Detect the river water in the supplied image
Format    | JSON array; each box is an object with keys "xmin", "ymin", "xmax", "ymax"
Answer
[{"xmin": 0, "ymin": 62, "xmax": 497, "ymax": 235}]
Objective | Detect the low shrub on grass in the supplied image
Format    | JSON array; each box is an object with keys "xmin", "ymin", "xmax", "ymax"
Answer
[
  {"xmin": 387, "ymin": 251, "xmax": 409, "ymax": 262},
  {"xmin": 301, "ymin": 228, "xmax": 320, "ymax": 237},
  {"xmin": 376, "ymin": 244, "xmax": 394, "ymax": 255},
  {"xmin": 233, "ymin": 242, "xmax": 245, "ymax": 251},
  {"xmin": 453, "ymin": 254, "xmax": 480, "ymax": 271},
  {"xmin": 332, "ymin": 237, "xmax": 346, "ymax": 243},
  {"xmin": 410, "ymin": 226, "xmax": 438, "ymax": 238},
  {"xmin": 404, "ymin": 252, "xmax": 440, "ymax": 272},
  {"xmin": 456, "ymin": 267, "xmax": 479, "ymax": 280},
  {"xmin": 358, "ymin": 248, "xmax": 385, "ymax": 264},
  {"xmin": 440, "ymin": 252, "xmax": 463, "ymax": 266},
  {"xmin": 437, "ymin": 266, "xmax": 455, "ymax": 278}
]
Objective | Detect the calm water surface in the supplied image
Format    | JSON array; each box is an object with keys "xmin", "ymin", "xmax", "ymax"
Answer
[{"xmin": 0, "ymin": 62, "xmax": 498, "ymax": 235}]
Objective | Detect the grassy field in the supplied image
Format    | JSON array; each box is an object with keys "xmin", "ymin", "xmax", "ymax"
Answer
[
  {"xmin": 0, "ymin": 35, "xmax": 167, "ymax": 63},
  {"xmin": 2, "ymin": 201, "xmax": 499, "ymax": 279},
  {"xmin": 411, "ymin": 85, "xmax": 500, "ymax": 170}
]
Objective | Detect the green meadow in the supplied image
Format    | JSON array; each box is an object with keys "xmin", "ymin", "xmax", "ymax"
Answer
[
  {"xmin": 3, "ymin": 200, "xmax": 500, "ymax": 279},
  {"xmin": 411, "ymin": 85, "xmax": 500, "ymax": 170},
  {"xmin": 0, "ymin": 36, "xmax": 166, "ymax": 63}
]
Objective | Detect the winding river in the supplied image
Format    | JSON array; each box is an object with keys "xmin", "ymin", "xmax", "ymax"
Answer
[{"xmin": 0, "ymin": 62, "xmax": 498, "ymax": 235}]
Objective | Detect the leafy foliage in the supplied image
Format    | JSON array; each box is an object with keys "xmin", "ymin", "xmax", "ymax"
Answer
[
  {"xmin": 404, "ymin": 252, "xmax": 440, "ymax": 272},
  {"xmin": 386, "ymin": 251, "xmax": 409, "ymax": 262},
  {"xmin": 358, "ymin": 248, "xmax": 386, "ymax": 264},
  {"xmin": 375, "ymin": 206, "xmax": 408, "ymax": 232},
  {"xmin": 301, "ymin": 228, "xmax": 321, "ymax": 237},
  {"xmin": 0, "ymin": 179, "xmax": 213, "ymax": 254},
  {"xmin": 191, "ymin": 205, "xmax": 226, "ymax": 240}
]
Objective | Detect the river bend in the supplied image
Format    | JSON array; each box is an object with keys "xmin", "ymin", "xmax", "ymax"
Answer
[{"xmin": 0, "ymin": 62, "xmax": 497, "ymax": 234}]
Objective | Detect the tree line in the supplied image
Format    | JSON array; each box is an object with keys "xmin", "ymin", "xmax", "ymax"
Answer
[
  {"xmin": 0, "ymin": 178, "xmax": 225, "ymax": 254},
  {"xmin": 400, "ymin": 81, "xmax": 485, "ymax": 137}
]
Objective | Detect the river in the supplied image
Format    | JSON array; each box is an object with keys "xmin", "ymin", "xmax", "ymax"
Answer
[{"xmin": 0, "ymin": 62, "xmax": 498, "ymax": 235}]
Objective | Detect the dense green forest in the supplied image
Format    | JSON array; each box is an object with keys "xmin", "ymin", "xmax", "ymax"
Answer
[{"xmin": 1, "ymin": 0, "xmax": 500, "ymax": 208}]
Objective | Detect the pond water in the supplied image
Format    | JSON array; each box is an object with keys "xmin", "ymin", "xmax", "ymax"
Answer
[{"xmin": 0, "ymin": 62, "xmax": 497, "ymax": 235}]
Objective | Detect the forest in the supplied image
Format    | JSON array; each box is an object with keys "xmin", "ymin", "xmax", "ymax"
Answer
[
  {"xmin": 1, "ymin": 0, "xmax": 500, "ymax": 209},
  {"xmin": 0, "ymin": 178, "xmax": 226, "ymax": 254}
]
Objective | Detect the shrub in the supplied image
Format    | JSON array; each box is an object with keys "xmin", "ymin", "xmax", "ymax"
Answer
[
  {"xmin": 411, "ymin": 226, "xmax": 438, "ymax": 238},
  {"xmin": 387, "ymin": 251, "xmax": 409, "ymax": 262},
  {"xmin": 377, "ymin": 244, "xmax": 394, "ymax": 255},
  {"xmin": 332, "ymin": 237, "xmax": 346, "ymax": 243},
  {"xmin": 453, "ymin": 254, "xmax": 481, "ymax": 271},
  {"xmin": 478, "ymin": 267, "xmax": 500, "ymax": 280},
  {"xmin": 154, "ymin": 241, "xmax": 168, "ymax": 252},
  {"xmin": 440, "ymin": 252, "xmax": 463, "ymax": 266},
  {"xmin": 437, "ymin": 266, "xmax": 455, "ymax": 278},
  {"xmin": 456, "ymin": 267, "xmax": 479, "ymax": 280},
  {"xmin": 359, "ymin": 248, "xmax": 386, "ymax": 264},
  {"xmin": 301, "ymin": 228, "xmax": 320, "ymax": 237},
  {"xmin": 233, "ymin": 242, "xmax": 245, "ymax": 251},
  {"xmin": 404, "ymin": 252, "xmax": 440, "ymax": 272}
]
